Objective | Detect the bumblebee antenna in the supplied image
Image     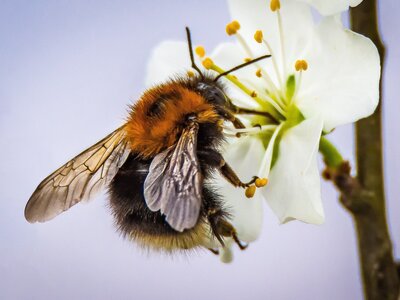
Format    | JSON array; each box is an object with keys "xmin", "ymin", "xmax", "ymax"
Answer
[
  {"xmin": 186, "ymin": 27, "xmax": 204, "ymax": 79},
  {"xmin": 213, "ymin": 54, "xmax": 271, "ymax": 82}
]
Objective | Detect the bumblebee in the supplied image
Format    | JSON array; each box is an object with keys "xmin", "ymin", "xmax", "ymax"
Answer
[{"xmin": 25, "ymin": 28, "xmax": 270, "ymax": 255}]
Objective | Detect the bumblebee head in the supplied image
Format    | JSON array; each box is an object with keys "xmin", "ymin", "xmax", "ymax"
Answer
[{"xmin": 196, "ymin": 82, "xmax": 229, "ymax": 108}]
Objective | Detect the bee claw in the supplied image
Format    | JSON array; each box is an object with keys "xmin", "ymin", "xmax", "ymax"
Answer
[
  {"xmin": 232, "ymin": 232, "xmax": 248, "ymax": 250},
  {"xmin": 208, "ymin": 248, "xmax": 220, "ymax": 255},
  {"xmin": 240, "ymin": 176, "xmax": 259, "ymax": 188}
]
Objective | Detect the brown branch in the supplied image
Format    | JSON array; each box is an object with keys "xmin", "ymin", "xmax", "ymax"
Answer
[{"xmin": 324, "ymin": 1, "xmax": 399, "ymax": 298}]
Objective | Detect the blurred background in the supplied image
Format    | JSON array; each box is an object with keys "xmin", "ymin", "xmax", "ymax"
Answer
[{"xmin": 0, "ymin": 1, "xmax": 398, "ymax": 299}]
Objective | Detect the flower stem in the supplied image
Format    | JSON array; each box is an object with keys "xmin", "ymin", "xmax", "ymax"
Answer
[{"xmin": 319, "ymin": 137, "xmax": 343, "ymax": 168}]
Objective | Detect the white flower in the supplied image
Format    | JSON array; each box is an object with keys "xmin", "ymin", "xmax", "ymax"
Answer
[
  {"xmin": 210, "ymin": 0, "xmax": 379, "ymax": 224},
  {"xmin": 145, "ymin": 0, "xmax": 380, "ymax": 260}
]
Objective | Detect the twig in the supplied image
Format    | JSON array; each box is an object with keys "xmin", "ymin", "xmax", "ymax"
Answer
[{"xmin": 323, "ymin": 1, "xmax": 400, "ymax": 299}]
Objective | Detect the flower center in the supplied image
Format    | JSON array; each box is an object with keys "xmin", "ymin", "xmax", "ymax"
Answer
[{"xmin": 193, "ymin": 0, "xmax": 311, "ymax": 195}]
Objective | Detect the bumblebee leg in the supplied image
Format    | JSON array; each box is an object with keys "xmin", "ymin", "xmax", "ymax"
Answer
[
  {"xmin": 197, "ymin": 150, "xmax": 258, "ymax": 188},
  {"xmin": 207, "ymin": 208, "xmax": 226, "ymax": 247},
  {"xmin": 220, "ymin": 163, "xmax": 258, "ymax": 188},
  {"xmin": 208, "ymin": 211, "xmax": 248, "ymax": 251},
  {"xmin": 216, "ymin": 108, "xmax": 246, "ymax": 138},
  {"xmin": 224, "ymin": 110, "xmax": 246, "ymax": 130}
]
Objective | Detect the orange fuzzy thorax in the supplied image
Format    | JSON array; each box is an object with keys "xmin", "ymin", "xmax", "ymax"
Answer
[{"xmin": 125, "ymin": 83, "xmax": 219, "ymax": 158}]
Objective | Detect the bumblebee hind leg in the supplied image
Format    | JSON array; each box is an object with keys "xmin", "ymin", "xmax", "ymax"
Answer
[{"xmin": 207, "ymin": 208, "xmax": 248, "ymax": 250}]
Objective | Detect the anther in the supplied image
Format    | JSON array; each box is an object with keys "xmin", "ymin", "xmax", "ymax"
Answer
[
  {"xmin": 244, "ymin": 57, "xmax": 252, "ymax": 63},
  {"xmin": 245, "ymin": 185, "xmax": 256, "ymax": 198},
  {"xmin": 195, "ymin": 46, "xmax": 206, "ymax": 58},
  {"xmin": 202, "ymin": 57, "xmax": 214, "ymax": 70},
  {"xmin": 295, "ymin": 60, "xmax": 308, "ymax": 71},
  {"xmin": 226, "ymin": 20, "xmax": 241, "ymax": 36},
  {"xmin": 255, "ymin": 69, "xmax": 262, "ymax": 77},
  {"xmin": 270, "ymin": 0, "xmax": 281, "ymax": 11},
  {"xmin": 255, "ymin": 178, "xmax": 268, "ymax": 188},
  {"xmin": 251, "ymin": 91, "xmax": 258, "ymax": 98},
  {"xmin": 187, "ymin": 70, "xmax": 195, "ymax": 77},
  {"xmin": 254, "ymin": 30, "xmax": 263, "ymax": 43}
]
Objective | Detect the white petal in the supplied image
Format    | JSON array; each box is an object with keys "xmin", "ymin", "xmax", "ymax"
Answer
[
  {"xmin": 296, "ymin": 16, "xmax": 380, "ymax": 131},
  {"xmin": 297, "ymin": 0, "xmax": 363, "ymax": 15},
  {"xmin": 349, "ymin": 0, "xmax": 363, "ymax": 7},
  {"xmin": 145, "ymin": 41, "xmax": 195, "ymax": 87},
  {"xmin": 263, "ymin": 117, "xmax": 325, "ymax": 224},
  {"xmin": 217, "ymin": 136, "xmax": 265, "ymax": 242},
  {"xmin": 227, "ymin": 0, "xmax": 315, "ymax": 85}
]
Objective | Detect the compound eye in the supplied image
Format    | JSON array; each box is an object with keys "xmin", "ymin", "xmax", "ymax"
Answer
[
  {"xmin": 197, "ymin": 83, "xmax": 227, "ymax": 106},
  {"xmin": 211, "ymin": 88, "xmax": 227, "ymax": 106}
]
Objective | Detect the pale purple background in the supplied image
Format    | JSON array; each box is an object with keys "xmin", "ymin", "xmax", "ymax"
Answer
[{"xmin": 0, "ymin": 1, "xmax": 399, "ymax": 299}]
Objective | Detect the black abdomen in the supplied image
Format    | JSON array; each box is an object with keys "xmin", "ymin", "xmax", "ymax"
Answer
[{"xmin": 108, "ymin": 152, "xmax": 226, "ymax": 247}]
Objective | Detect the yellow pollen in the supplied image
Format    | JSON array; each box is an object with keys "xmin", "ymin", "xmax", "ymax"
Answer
[
  {"xmin": 251, "ymin": 91, "xmax": 258, "ymax": 98},
  {"xmin": 254, "ymin": 30, "xmax": 263, "ymax": 43},
  {"xmin": 195, "ymin": 46, "xmax": 206, "ymax": 58},
  {"xmin": 255, "ymin": 69, "xmax": 262, "ymax": 77},
  {"xmin": 202, "ymin": 57, "xmax": 214, "ymax": 70},
  {"xmin": 295, "ymin": 59, "xmax": 308, "ymax": 71},
  {"xmin": 270, "ymin": 0, "xmax": 281, "ymax": 11},
  {"xmin": 255, "ymin": 178, "xmax": 269, "ymax": 188},
  {"xmin": 226, "ymin": 20, "xmax": 241, "ymax": 35},
  {"xmin": 231, "ymin": 20, "xmax": 240, "ymax": 30},
  {"xmin": 187, "ymin": 70, "xmax": 195, "ymax": 77},
  {"xmin": 244, "ymin": 57, "xmax": 252, "ymax": 63},
  {"xmin": 245, "ymin": 185, "xmax": 256, "ymax": 198}
]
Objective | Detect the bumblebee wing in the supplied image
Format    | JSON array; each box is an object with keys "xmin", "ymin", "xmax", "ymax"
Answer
[
  {"xmin": 25, "ymin": 126, "xmax": 130, "ymax": 223},
  {"xmin": 143, "ymin": 122, "xmax": 202, "ymax": 232}
]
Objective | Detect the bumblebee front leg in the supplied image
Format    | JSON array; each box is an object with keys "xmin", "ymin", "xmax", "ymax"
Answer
[
  {"xmin": 218, "ymin": 108, "xmax": 246, "ymax": 130},
  {"xmin": 197, "ymin": 150, "xmax": 257, "ymax": 188}
]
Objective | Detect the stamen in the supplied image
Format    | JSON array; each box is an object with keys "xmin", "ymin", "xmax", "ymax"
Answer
[
  {"xmin": 269, "ymin": 1, "xmax": 287, "ymax": 90},
  {"xmin": 202, "ymin": 57, "xmax": 214, "ymax": 70},
  {"xmin": 244, "ymin": 57, "xmax": 252, "ymax": 62},
  {"xmin": 277, "ymin": 11, "xmax": 287, "ymax": 87},
  {"xmin": 251, "ymin": 91, "xmax": 258, "ymax": 97},
  {"xmin": 236, "ymin": 32, "xmax": 282, "ymax": 99},
  {"xmin": 261, "ymin": 37, "xmax": 283, "ymax": 88},
  {"xmin": 199, "ymin": 58, "xmax": 285, "ymax": 121},
  {"xmin": 270, "ymin": 0, "xmax": 281, "ymax": 11},
  {"xmin": 255, "ymin": 69, "xmax": 262, "ymax": 77},
  {"xmin": 255, "ymin": 178, "xmax": 269, "ymax": 188},
  {"xmin": 187, "ymin": 70, "xmax": 195, "ymax": 77},
  {"xmin": 195, "ymin": 46, "xmax": 206, "ymax": 58},
  {"xmin": 295, "ymin": 60, "xmax": 308, "ymax": 71},
  {"xmin": 245, "ymin": 185, "xmax": 256, "ymax": 198},
  {"xmin": 254, "ymin": 30, "xmax": 263, "ymax": 43},
  {"xmin": 293, "ymin": 60, "xmax": 308, "ymax": 100},
  {"xmin": 226, "ymin": 20, "xmax": 241, "ymax": 36}
]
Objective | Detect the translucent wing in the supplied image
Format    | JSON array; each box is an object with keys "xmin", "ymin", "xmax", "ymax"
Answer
[
  {"xmin": 25, "ymin": 126, "xmax": 130, "ymax": 223},
  {"xmin": 143, "ymin": 122, "xmax": 202, "ymax": 232}
]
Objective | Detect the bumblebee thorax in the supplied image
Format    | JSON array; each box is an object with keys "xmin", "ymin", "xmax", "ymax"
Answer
[{"xmin": 125, "ymin": 82, "xmax": 220, "ymax": 158}]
